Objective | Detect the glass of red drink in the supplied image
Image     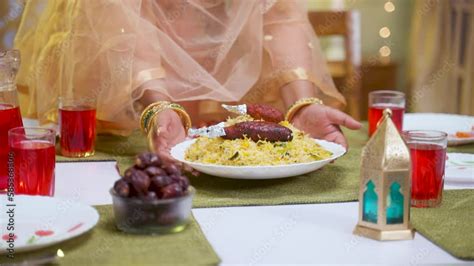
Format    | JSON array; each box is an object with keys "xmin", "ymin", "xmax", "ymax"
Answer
[
  {"xmin": 368, "ymin": 90, "xmax": 405, "ymax": 136},
  {"xmin": 8, "ymin": 127, "xmax": 56, "ymax": 196},
  {"xmin": 59, "ymin": 98, "xmax": 97, "ymax": 157},
  {"xmin": 403, "ymin": 130, "xmax": 447, "ymax": 208}
]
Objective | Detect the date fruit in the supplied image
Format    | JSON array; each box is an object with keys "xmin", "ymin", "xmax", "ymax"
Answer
[
  {"xmin": 130, "ymin": 170, "xmax": 150, "ymax": 195},
  {"xmin": 151, "ymin": 175, "xmax": 173, "ymax": 190},
  {"xmin": 164, "ymin": 164, "xmax": 181, "ymax": 176},
  {"xmin": 145, "ymin": 166, "xmax": 166, "ymax": 176},
  {"xmin": 161, "ymin": 183, "xmax": 184, "ymax": 199},
  {"xmin": 114, "ymin": 179, "xmax": 130, "ymax": 197},
  {"xmin": 113, "ymin": 152, "xmax": 191, "ymax": 201},
  {"xmin": 136, "ymin": 152, "xmax": 161, "ymax": 169}
]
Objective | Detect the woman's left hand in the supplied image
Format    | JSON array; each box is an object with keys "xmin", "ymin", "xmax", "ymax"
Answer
[{"xmin": 291, "ymin": 103, "xmax": 361, "ymax": 148}]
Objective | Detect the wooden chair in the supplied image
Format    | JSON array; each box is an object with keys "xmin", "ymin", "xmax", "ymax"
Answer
[
  {"xmin": 449, "ymin": 0, "xmax": 473, "ymax": 115},
  {"xmin": 308, "ymin": 11, "xmax": 362, "ymax": 119}
]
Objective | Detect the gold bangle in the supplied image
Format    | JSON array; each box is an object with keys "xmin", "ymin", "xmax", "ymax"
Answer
[
  {"xmin": 167, "ymin": 103, "xmax": 192, "ymax": 133},
  {"xmin": 140, "ymin": 101, "xmax": 169, "ymax": 133},
  {"xmin": 140, "ymin": 101, "xmax": 192, "ymax": 134},
  {"xmin": 147, "ymin": 118, "xmax": 159, "ymax": 153},
  {"xmin": 263, "ymin": 67, "xmax": 319, "ymax": 92},
  {"xmin": 285, "ymin": 97, "xmax": 324, "ymax": 122}
]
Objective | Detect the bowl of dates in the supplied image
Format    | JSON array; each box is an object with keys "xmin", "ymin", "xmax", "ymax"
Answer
[{"xmin": 110, "ymin": 152, "xmax": 195, "ymax": 234}]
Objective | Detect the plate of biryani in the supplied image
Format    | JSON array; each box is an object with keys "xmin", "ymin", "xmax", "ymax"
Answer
[{"xmin": 171, "ymin": 103, "xmax": 346, "ymax": 179}]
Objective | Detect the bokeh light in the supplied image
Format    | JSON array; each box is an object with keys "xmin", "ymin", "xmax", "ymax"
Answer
[
  {"xmin": 379, "ymin": 27, "xmax": 391, "ymax": 38},
  {"xmin": 384, "ymin": 1, "xmax": 395, "ymax": 12},
  {"xmin": 379, "ymin": 46, "xmax": 391, "ymax": 57}
]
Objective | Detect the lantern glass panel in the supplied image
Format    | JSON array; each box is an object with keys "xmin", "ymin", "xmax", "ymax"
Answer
[
  {"xmin": 386, "ymin": 182, "xmax": 404, "ymax": 224},
  {"xmin": 363, "ymin": 180, "xmax": 378, "ymax": 223}
]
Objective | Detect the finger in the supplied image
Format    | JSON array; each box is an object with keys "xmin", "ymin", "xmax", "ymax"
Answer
[
  {"xmin": 155, "ymin": 128, "xmax": 170, "ymax": 148},
  {"xmin": 156, "ymin": 129, "xmax": 182, "ymax": 163},
  {"xmin": 326, "ymin": 108, "xmax": 362, "ymax": 130},
  {"xmin": 325, "ymin": 129, "xmax": 348, "ymax": 149},
  {"xmin": 158, "ymin": 149, "xmax": 177, "ymax": 164},
  {"xmin": 152, "ymin": 126, "xmax": 169, "ymax": 152}
]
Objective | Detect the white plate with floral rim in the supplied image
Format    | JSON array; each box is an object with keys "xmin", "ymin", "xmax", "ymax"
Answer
[
  {"xmin": 0, "ymin": 195, "xmax": 99, "ymax": 254},
  {"xmin": 404, "ymin": 113, "xmax": 474, "ymax": 146},
  {"xmin": 171, "ymin": 139, "xmax": 346, "ymax": 179}
]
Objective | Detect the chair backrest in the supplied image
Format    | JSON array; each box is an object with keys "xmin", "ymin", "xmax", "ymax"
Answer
[
  {"xmin": 308, "ymin": 11, "xmax": 362, "ymax": 119},
  {"xmin": 449, "ymin": 0, "xmax": 473, "ymax": 115}
]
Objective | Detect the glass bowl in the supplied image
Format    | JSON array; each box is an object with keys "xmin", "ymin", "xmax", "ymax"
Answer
[{"xmin": 110, "ymin": 186, "xmax": 195, "ymax": 234}]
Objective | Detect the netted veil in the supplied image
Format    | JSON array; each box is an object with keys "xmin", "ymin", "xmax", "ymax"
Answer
[{"xmin": 14, "ymin": 0, "xmax": 345, "ymax": 135}]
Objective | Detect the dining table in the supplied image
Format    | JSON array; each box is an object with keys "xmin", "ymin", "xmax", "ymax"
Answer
[{"xmin": 22, "ymin": 115, "xmax": 474, "ymax": 264}]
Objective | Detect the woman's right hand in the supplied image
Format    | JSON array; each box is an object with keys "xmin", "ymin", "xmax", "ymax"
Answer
[{"xmin": 148, "ymin": 109, "xmax": 186, "ymax": 162}]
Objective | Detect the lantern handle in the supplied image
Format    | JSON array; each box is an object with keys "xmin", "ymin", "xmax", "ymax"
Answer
[{"xmin": 383, "ymin": 108, "xmax": 393, "ymax": 118}]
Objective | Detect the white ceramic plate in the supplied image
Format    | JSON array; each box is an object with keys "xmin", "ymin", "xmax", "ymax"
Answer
[
  {"xmin": 22, "ymin": 118, "xmax": 59, "ymax": 135},
  {"xmin": 446, "ymin": 153, "xmax": 474, "ymax": 184},
  {"xmin": 171, "ymin": 139, "xmax": 346, "ymax": 179},
  {"xmin": 404, "ymin": 113, "xmax": 474, "ymax": 146},
  {"xmin": 0, "ymin": 195, "xmax": 99, "ymax": 254}
]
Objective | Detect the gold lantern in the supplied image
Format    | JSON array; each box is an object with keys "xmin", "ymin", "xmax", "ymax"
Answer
[{"xmin": 353, "ymin": 109, "xmax": 414, "ymax": 240}]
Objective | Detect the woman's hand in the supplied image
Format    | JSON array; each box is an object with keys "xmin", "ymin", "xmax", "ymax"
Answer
[
  {"xmin": 291, "ymin": 104, "xmax": 361, "ymax": 148},
  {"xmin": 149, "ymin": 109, "xmax": 186, "ymax": 162}
]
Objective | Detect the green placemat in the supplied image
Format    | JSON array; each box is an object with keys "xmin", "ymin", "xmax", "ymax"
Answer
[
  {"xmin": 56, "ymin": 132, "xmax": 147, "ymax": 165},
  {"xmin": 448, "ymin": 145, "xmax": 474, "ymax": 153},
  {"xmin": 412, "ymin": 189, "xmax": 474, "ymax": 260},
  {"xmin": 0, "ymin": 205, "xmax": 220, "ymax": 265}
]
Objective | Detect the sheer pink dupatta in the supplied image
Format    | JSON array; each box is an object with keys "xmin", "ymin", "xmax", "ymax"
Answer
[{"xmin": 14, "ymin": 0, "xmax": 344, "ymax": 134}]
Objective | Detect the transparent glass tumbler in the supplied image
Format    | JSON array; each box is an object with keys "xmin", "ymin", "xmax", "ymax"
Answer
[
  {"xmin": 59, "ymin": 97, "xmax": 97, "ymax": 158},
  {"xmin": 368, "ymin": 90, "xmax": 405, "ymax": 136},
  {"xmin": 403, "ymin": 130, "xmax": 448, "ymax": 208},
  {"xmin": 9, "ymin": 127, "xmax": 56, "ymax": 196}
]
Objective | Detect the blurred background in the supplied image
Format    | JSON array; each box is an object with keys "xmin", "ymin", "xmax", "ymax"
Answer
[{"xmin": 1, "ymin": 0, "xmax": 472, "ymax": 119}]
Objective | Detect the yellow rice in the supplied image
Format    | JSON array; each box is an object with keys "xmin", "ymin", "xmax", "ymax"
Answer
[{"xmin": 185, "ymin": 120, "xmax": 332, "ymax": 166}]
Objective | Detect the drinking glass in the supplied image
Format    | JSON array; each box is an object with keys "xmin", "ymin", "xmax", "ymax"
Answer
[
  {"xmin": 59, "ymin": 97, "xmax": 97, "ymax": 157},
  {"xmin": 403, "ymin": 130, "xmax": 448, "ymax": 208},
  {"xmin": 368, "ymin": 90, "xmax": 405, "ymax": 136},
  {"xmin": 9, "ymin": 127, "xmax": 56, "ymax": 196}
]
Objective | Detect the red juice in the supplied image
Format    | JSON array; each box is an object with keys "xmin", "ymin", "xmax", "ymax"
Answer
[
  {"xmin": 368, "ymin": 104, "xmax": 404, "ymax": 136},
  {"xmin": 408, "ymin": 143, "xmax": 446, "ymax": 208},
  {"xmin": 0, "ymin": 103, "xmax": 23, "ymax": 191},
  {"xmin": 60, "ymin": 106, "xmax": 96, "ymax": 157},
  {"xmin": 11, "ymin": 140, "xmax": 55, "ymax": 196}
]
